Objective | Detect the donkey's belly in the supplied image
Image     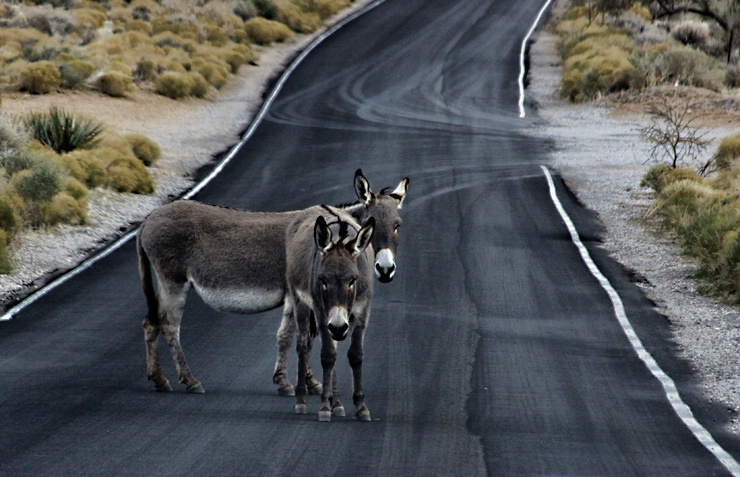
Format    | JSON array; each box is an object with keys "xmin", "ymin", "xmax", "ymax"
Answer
[{"xmin": 192, "ymin": 282, "xmax": 284, "ymax": 314}]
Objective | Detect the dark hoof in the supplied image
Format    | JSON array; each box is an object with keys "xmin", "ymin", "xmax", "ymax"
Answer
[
  {"xmin": 356, "ymin": 408, "xmax": 371, "ymax": 422},
  {"xmin": 307, "ymin": 380, "xmax": 323, "ymax": 395},
  {"xmin": 278, "ymin": 384, "xmax": 296, "ymax": 397},
  {"xmin": 186, "ymin": 382, "xmax": 205, "ymax": 394},
  {"xmin": 155, "ymin": 380, "xmax": 173, "ymax": 392}
]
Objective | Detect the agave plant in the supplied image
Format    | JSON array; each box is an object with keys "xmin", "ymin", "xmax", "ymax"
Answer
[{"xmin": 24, "ymin": 107, "xmax": 104, "ymax": 154}]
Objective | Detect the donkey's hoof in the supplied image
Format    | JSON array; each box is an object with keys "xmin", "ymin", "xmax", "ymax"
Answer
[
  {"xmin": 186, "ymin": 382, "xmax": 205, "ymax": 394},
  {"xmin": 332, "ymin": 406, "xmax": 345, "ymax": 417},
  {"xmin": 318, "ymin": 410, "xmax": 332, "ymax": 422},
  {"xmin": 155, "ymin": 380, "xmax": 173, "ymax": 392},
  {"xmin": 307, "ymin": 381, "xmax": 323, "ymax": 395},
  {"xmin": 356, "ymin": 409, "xmax": 371, "ymax": 422},
  {"xmin": 294, "ymin": 403, "xmax": 307, "ymax": 414},
  {"xmin": 278, "ymin": 384, "xmax": 296, "ymax": 397}
]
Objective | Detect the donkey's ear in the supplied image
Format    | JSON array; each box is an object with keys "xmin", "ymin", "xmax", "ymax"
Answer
[
  {"xmin": 314, "ymin": 216, "xmax": 333, "ymax": 254},
  {"xmin": 354, "ymin": 169, "xmax": 375, "ymax": 206},
  {"xmin": 390, "ymin": 177, "xmax": 409, "ymax": 209},
  {"xmin": 351, "ymin": 217, "xmax": 375, "ymax": 257}
]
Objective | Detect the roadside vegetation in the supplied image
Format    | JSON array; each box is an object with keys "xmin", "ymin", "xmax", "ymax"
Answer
[
  {"xmin": 556, "ymin": 1, "xmax": 740, "ymax": 302},
  {"xmin": 0, "ymin": 0, "xmax": 355, "ymax": 273}
]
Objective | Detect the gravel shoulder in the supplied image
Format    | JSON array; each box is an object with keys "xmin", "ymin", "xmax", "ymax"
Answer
[{"xmin": 2, "ymin": 0, "xmax": 739, "ymax": 435}]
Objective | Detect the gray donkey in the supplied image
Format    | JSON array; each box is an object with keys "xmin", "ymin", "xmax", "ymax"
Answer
[
  {"xmin": 286, "ymin": 206, "xmax": 375, "ymax": 421},
  {"xmin": 137, "ymin": 170, "xmax": 407, "ymax": 394}
]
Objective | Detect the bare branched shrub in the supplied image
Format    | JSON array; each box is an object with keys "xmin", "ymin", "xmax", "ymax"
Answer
[
  {"xmin": 639, "ymin": 93, "xmax": 711, "ymax": 173},
  {"xmin": 671, "ymin": 21, "xmax": 710, "ymax": 48}
]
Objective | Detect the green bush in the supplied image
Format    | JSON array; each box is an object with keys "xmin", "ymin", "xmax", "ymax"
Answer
[
  {"xmin": 2, "ymin": 152, "xmax": 39, "ymax": 177},
  {"xmin": 13, "ymin": 160, "xmax": 64, "ymax": 203},
  {"xmin": 20, "ymin": 61, "xmax": 62, "ymax": 94},
  {"xmin": 96, "ymin": 71, "xmax": 134, "ymax": 97},
  {"xmin": 125, "ymin": 133, "xmax": 161, "ymax": 165},
  {"xmin": 64, "ymin": 177, "xmax": 89, "ymax": 202},
  {"xmin": 244, "ymin": 17, "xmax": 292, "ymax": 45},
  {"xmin": 0, "ymin": 193, "xmax": 22, "ymax": 240},
  {"xmin": 154, "ymin": 71, "xmax": 195, "ymax": 99},
  {"xmin": 106, "ymin": 155, "xmax": 154, "ymax": 194},
  {"xmin": 134, "ymin": 58, "xmax": 157, "ymax": 82},
  {"xmin": 24, "ymin": 107, "xmax": 104, "ymax": 154},
  {"xmin": 194, "ymin": 61, "xmax": 228, "ymax": 89}
]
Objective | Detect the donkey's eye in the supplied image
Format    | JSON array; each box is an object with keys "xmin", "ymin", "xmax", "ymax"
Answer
[
  {"xmin": 394, "ymin": 224, "xmax": 401, "ymax": 233},
  {"xmin": 321, "ymin": 280, "xmax": 328, "ymax": 291},
  {"xmin": 348, "ymin": 279, "xmax": 356, "ymax": 291}
]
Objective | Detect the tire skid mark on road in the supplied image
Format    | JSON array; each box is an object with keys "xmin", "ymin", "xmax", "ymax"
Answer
[{"xmin": 541, "ymin": 165, "xmax": 740, "ymax": 476}]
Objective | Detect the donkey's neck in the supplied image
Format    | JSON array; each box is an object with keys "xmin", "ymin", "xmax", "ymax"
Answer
[{"xmin": 337, "ymin": 201, "xmax": 363, "ymax": 220}]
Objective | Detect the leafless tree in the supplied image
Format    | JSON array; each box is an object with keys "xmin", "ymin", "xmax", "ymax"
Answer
[{"xmin": 639, "ymin": 93, "xmax": 712, "ymax": 173}]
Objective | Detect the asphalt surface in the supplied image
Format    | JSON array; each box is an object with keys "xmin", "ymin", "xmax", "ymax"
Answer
[{"xmin": 2, "ymin": 0, "xmax": 740, "ymax": 475}]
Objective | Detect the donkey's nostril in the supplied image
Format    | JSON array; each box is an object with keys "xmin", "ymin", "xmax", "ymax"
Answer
[{"xmin": 328, "ymin": 322, "xmax": 349, "ymax": 341}]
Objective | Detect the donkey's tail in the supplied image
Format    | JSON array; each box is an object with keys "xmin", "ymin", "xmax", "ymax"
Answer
[{"xmin": 137, "ymin": 230, "xmax": 159, "ymax": 326}]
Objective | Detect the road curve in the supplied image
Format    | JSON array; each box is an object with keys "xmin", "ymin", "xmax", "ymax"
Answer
[{"xmin": 1, "ymin": 1, "xmax": 739, "ymax": 475}]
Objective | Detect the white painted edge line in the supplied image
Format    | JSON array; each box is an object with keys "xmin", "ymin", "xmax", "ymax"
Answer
[
  {"xmin": 0, "ymin": 0, "xmax": 387, "ymax": 322},
  {"xmin": 518, "ymin": 0, "xmax": 555, "ymax": 119},
  {"xmin": 541, "ymin": 165, "xmax": 740, "ymax": 476}
]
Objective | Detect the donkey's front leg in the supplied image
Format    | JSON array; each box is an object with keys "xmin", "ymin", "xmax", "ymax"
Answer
[
  {"xmin": 293, "ymin": 299, "xmax": 312, "ymax": 414},
  {"xmin": 348, "ymin": 325, "xmax": 370, "ymax": 421},
  {"xmin": 318, "ymin": 328, "xmax": 338, "ymax": 422}
]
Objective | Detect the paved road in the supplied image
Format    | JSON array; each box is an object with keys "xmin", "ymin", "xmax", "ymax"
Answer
[{"xmin": 1, "ymin": 0, "xmax": 739, "ymax": 475}]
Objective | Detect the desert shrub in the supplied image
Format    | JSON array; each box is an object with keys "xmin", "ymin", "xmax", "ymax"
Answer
[
  {"xmin": 24, "ymin": 107, "xmax": 104, "ymax": 154},
  {"xmin": 713, "ymin": 132, "xmax": 740, "ymax": 171},
  {"xmin": 649, "ymin": 179, "xmax": 722, "ymax": 230},
  {"xmin": 253, "ymin": 0, "xmax": 278, "ymax": 19},
  {"xmin": 0, "ymin": 230, "xmax": 12, "ymax": 274},
  {"xmin": 0, "ymin": 192, "xmax": 23, "ymax": 240},
  {"xmin": 96, "ymin": 71, "xmax": 134, "ymax": 97},
  {"xmin": 220, "ymin": 48, "xmax": 253, "ymax": 73},
  {"xmin": 188, "ymin": 71, "xmax": 210, "ymax": 99},
  {"xmin": 194, "ymin": 60, "xmax": 228, "ymax": 89},
  {"xmin": 234, "ymin": 1, "xmax": 259, "ymax": 20},
  {"xmin": 134, "ymin": 57, "xmax": 157, "ymax": 82},
  {"xmin": 671, "ymin": 21, "xmax": 710, "ymax": 49},
  {"xmin": 561, "ymin": 44, "xmax": 634, "ymax": 101},
  {"xmin": 40, "ymin": 192, "xmax": 87, "ymax": 226},
  {"xmin": 125, "ymin": 19, "xmax": 152, "ymax": 34},
  {"xmin": 60, "ymin": 149, "xmax": 107, "ymax": 187},
  {"xmin": 641, "ymin": 164, "xmax": 702, "ymax": 193},
  {"xmin": 152, "ymin": 31, "xmax": 198, "ymax": 53},
  {"xmin": 58, "ymin": 59, "xmax": 95, "ymax": 89},
  {"xmin": 154, "ymin": 71, "xmax": 195, "ymax": 99},
  {"xmin": 13, "ymin": 159, "xmax": 63, "ymax": 204},
  {"xmin": 0, "ymin": 115, "xmax": 30, "ymax": 158},
  {"xmin": 678, "ymin": 203, "xmax": 740, "ymax": 273},
  {"xmin": 64, "ymin": 177, "xmax": 89, "ymax": 201},
  {"xmin": 19, "ymin": 61, "xmax": 61, "ymax": 94},
  {"xmin": 125, "ymin": 133, "xmax": 160, "ymax": 165},
  {"xmin": 244, "ymin": 17, "xmax": 292, "ymax": 45},
  {"xmin": 106, "ymin": 154, "xmax": 154, "ymax": 194},
  {"xmin": 2, "ymin": 152, "xmax": 39, "ymax": 176},
  {"xmin": 651, "ymin": 45, "xmax": 724, "ymax": 91},
  {"xmin": 275, "ymin": 1, "xmax": 321, "ymax": 33},
  {"xmin": 204, "ymin": 24, "xmax": 229, "ymax": 47}
]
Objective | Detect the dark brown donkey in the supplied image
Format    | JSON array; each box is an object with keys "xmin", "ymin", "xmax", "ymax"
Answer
[
  {"xmin": 136, "ymin": 170, "xmax": 407, "ymax": 394},
  {"xmin": 286, "ymin": 206, "xmax": 375, "ymax": 421}
]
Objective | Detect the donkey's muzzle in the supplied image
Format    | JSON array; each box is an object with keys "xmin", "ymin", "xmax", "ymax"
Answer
[
  {"xmin": 327, "ymin": 307, "xmax": 349, "ymax": 341},
  {"xmin": 375, "ymin": 249, "xmax": 396, "ymax": 283},
  {"xmin": 328, "ymin": 322, "xmax": 349, "ymax": 341}
]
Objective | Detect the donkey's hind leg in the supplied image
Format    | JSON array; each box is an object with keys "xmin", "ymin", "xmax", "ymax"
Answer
[
  {"xmin": 273, "ymin": 301, "xmax": 296, "ymax": 396},
  {"xmin": 142, "ymin": 316, "xmax": 172, "ymax": 392},
  {"xmin": 159, "ymin": 281, "xmax": 204, "ymax": 394}
]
